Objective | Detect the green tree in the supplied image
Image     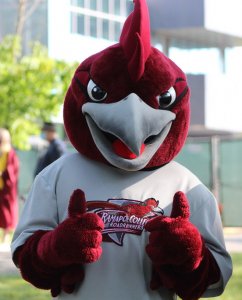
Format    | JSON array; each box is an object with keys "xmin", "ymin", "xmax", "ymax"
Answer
[{"xmin": 0, "ymin": 35, "xmax": 78, "ymax": 150}]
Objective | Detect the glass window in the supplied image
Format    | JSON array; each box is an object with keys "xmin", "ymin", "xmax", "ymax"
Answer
[
  {"xmin": 77, "ymin": 14, "xmax": 84, "ymax": 35},
  {"xmin": 102, "ymin": 19, "xmax": 109, "ymax": 40},
  {"xmin": 114, "ymin": 0, "xmax": 120, "ymax": 15},
  {"xmin": 70, "ymin": 12, "xmax": 77, "ymax": 33},
  {"xmin": 90, "ymin": 16, "xmax": 97, "ymax": 37},
  {"xmin": 102, "ymin": 0, "xmax": 109, "ymax": 13},
  {"xmin": 90, "ymin": 0, "xmax": 97, "ymax": 10},
  {"xmin": 77, "ymin": 0, "xmax": 84, "ymax": 7},
  {"xmin": 70, "ymin": 12, "xmax": 74, "ymax": 32},
  {"xmin": 126, "ymin": 0, "xmax": 133, "ymax": 16},
  {"xmin": 114, "ymin": 21, "xmax": 121, "ymax": 41}
]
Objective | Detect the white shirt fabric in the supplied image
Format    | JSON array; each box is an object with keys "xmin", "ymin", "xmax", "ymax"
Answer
[{"xmin": 11, "ymin": 152, "xmax": 232, "ymax": 300}]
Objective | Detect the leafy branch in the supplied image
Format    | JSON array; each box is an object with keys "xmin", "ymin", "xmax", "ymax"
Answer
[{"xmin": 0, "ymin": 35, "xmax": 78, "ymax": 150}]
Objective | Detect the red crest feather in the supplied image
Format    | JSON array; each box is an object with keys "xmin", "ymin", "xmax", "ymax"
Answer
[{"xmin": 120, "ymin": 0, "xmax": 151, "ymax": 83}]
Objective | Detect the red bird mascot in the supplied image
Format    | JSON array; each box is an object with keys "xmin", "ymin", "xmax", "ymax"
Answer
[{"xmin": 12, "ymin": 1, "xmax": 232, "ymax": 299}]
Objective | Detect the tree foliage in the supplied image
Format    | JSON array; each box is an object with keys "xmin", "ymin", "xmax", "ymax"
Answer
[{"xmin": 0, "ymin": 35, "xmax": 78, "ymax": 150}]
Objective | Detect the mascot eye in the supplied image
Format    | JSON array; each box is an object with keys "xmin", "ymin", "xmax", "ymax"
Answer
[
  {"xmin": 157, "ymin": 87, "xmax": 176, "ymax": 108},
  {"xmin": 87, "ymin": 79, "xmax": 107, "ymax": 102}
]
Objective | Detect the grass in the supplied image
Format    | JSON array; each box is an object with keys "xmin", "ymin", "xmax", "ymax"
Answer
[
  {"xmin": 0, "ymin": 253, "xmax": 241, "ymax": 300},
  {"xmin": 213, "ymin": 252, "xmax": 242, "ymax": 300},
  {"xmin": 0, "ymin": 276, "xmax": 50, "ymax": 300},
  {"xmin": 180, "ymin": 252, "xmax": 242, "ymax": 300}
]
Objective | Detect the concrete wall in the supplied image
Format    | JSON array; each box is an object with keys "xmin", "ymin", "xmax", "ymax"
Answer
[
  {"xmin": 147, "ymin": 0, "xmax": 242, "ymax": 39},
  {"xmin": 186, "ymin": 72, "xmax": 242, "ymax": 132},
  {"xmin": 204, "ymin": 0, "xmax": 242, "ymax": 37},
  {"xmin": 187, "ymin": 74, "xmax": 205, "ymax": 125},
  {"xmin": 146, "ymin": 0, "xmax": 204, "ymax": 30},
  {"xmin": 205, "ymin": 73, "xmax": 242, "ymax": 132}
]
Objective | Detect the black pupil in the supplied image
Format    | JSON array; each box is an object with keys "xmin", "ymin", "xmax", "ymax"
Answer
[
  {"xmin": 159, "ymin": 92, "xmax": 172, "ymax": 107},
  {"xmin": 92, "ymin": 86, "xmax": 106, "ymax": 100}
]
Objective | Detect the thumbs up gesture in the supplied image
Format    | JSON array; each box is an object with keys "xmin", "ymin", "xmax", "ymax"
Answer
[
  {"xmin": 37, "ymin": 189, "xmax": 104, "ymax": 267},
  {"xmin": 145, "ymin": 191, "xmax": 204, "ymax": 272}
]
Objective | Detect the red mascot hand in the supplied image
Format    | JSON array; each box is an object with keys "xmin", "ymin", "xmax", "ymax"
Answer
[
  {"xmin": 37, "ymin": 189, "xmax": 104, "ymax": 267},
  {"xmin": 145, "ymin": 191, "xmax": 220, "ymax": 300},
  {"xmin": 145, "ymin": 191, "xmax": 203, "ymax": 272},
  {"xmin": 14, "ymin": 189, "xmax": 104, "ymax": 297}
]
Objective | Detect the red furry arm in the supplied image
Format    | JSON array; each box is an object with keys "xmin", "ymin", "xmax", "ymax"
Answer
[
  {"xmin": 150, "ymin": 239, "xmax": 220, "ymax": 300},
  {"xmin": 13, "ymin": 231, "xmax": 83, "ymax": 297},
  {"xmin": 145, "ymin": 192, "xmax": 220, "ymax": 300},
  {"xmin": 14, "ymin": 189, "xmax": 104, "ymax": 297}
]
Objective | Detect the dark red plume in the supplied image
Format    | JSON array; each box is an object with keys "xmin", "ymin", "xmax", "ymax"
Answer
[{"xmin": 120, "ymin": 0, "xmax": 151, "ymax": 83}]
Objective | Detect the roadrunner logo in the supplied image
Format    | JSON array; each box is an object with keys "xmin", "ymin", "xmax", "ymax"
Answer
[{"xmin": 87, "ymin": 198, "xmax": 163, "ymax": 246}]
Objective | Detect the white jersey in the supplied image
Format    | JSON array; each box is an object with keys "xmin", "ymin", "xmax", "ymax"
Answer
[{"xmin": 11, "ymin": 152, "xmax": 232, "ymax": 300}]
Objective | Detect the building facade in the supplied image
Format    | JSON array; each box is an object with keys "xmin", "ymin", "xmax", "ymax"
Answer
[
  {"xmin": 48, "ymin": 0, "xmax": 134, "ymax": 62},
  {"xmin": 0, "ymin": 0, "xmax": 48, "ymax": 54},
  {"xmin": 1, "ymin": 0, "xmax": 242, "ymax": 132}
]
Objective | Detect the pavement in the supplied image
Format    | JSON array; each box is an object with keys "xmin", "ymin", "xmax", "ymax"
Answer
[
  {"xmin": 0, "ymin": 228, "xmax": 242, "ymax": 276},
  {"xmin": 222, "ymin": 227, "xmax": 242, "ymax": 253},
  {"xmin": 0, "ymin": 251, "xmax": 20, "ymax": 275}
]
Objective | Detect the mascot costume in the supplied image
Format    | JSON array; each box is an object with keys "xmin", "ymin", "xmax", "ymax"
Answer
[{"xmin": 11, "ymin": 1, "xmax": 232, "ymax": 299}]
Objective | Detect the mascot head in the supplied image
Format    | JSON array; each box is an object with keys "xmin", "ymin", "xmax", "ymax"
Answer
[{"xmin": 64, "ymin": 0, "xmax": 190, "ymax": 171}]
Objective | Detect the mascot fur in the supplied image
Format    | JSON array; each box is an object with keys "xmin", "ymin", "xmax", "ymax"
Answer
[{"xmin": 11, "ymin": 1, "xmax": 232, "ymax": 299}]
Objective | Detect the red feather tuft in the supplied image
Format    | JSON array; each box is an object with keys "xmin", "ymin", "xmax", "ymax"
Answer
[{"xmin": 120, "ymin": 0, "xmax": 151, "ymax": 82}]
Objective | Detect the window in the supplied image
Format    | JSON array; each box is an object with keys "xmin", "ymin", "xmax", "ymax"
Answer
[
  {"xmin": 70, "ymin": 12, "xmax": 76, "ymax": 33},
  {"xmin": 77, "ymin": 0, "xmax": 84, "ymax": 7},
  {"xmin": 70, "ymin": 0, "xmax": 125, "ymax": 40},
  {"xmin": 114, "ymin": 21, "xmax": 121, "ymax": 41},
  {"xmin": 126, "ymin": 0, "xmax": 133, "ymax": 16},
  {"xmin": 70, "ymin": 0, "xmax": 85, "ymax": 7},
  {"xmin": 77, "ymin": 14, "xmax": 85, "ymax": 35},
  {"xmin": 90, "ymin": 16, "xmax": 97, "ymax": 37},
  {"xmin": 90, "ymin": 0, "xmax": 97, "ymax": 10},
  {"xmin": 102, "ymin": 19, "xmax": 109, "ymax": 40},
  {"xmin": 102, "ymin": 0, "xmax": 109, "ymax": 13},
  {"xmin": 114, "ymin": 0, "xmax": 120, "ymax": 15}
]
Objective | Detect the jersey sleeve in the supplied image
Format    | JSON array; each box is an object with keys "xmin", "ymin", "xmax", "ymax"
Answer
[
  {"xmin": 11, "ymin": 173, "xmax": 59, "ymax": 262},
  {"xmin": 186, "ymin": 184, "xmax": 232, "ymax": 297}
]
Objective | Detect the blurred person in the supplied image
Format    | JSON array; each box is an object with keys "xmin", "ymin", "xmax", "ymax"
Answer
[
  {"xmin": 35, "ymin": 122, "xmax": 67, "ymax": 176},
  {"xmin": 0, "ymin": 128, "xmax": 19, "ymax": 252}
]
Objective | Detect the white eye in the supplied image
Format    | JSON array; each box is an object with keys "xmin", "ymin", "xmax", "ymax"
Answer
[
  {"xmin": 156, "ymin": 87, "xmax": 176, "ymax": 108},
  {"xmin": 87, "ymin": 79, "xmax": 107, "ymax": 102}
]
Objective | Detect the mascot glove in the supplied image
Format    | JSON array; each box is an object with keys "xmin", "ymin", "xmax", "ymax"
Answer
[
  {"xmin": 37, "ymin": 189, "xmax": 104, "ymax": 267},
  {"xmin": 145, "ymin": 191, "xmax": 204, "ymax": 273}
]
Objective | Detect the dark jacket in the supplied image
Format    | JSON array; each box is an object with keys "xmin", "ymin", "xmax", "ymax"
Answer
[{"xmin": 35, "ymin": 139, "xmax": 66, "ymax": 176}]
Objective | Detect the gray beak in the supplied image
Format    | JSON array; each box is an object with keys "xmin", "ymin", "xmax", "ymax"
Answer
[{"xmin": 82, "ymin": 93, "xmax": 176, "ymax": 171}]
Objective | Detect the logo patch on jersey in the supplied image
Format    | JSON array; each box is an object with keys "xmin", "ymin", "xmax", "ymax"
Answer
[{"xmin": 87, "ymin": 198, "xmax": 163, "ymax": 246}]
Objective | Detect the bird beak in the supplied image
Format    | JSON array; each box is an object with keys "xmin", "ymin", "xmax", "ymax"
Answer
[{"xmin": 82, "ymin": 93, "xmax": 176, "ymax": 171}]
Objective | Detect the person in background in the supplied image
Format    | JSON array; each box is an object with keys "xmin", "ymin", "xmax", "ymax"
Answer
[
  {"xmin": 35, "ymin": 122, "xmax": 67, "ymax": 176},
  {"xmin": 0, "ymin": 128, "xmax": 19, "ymax": 252}
]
